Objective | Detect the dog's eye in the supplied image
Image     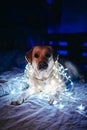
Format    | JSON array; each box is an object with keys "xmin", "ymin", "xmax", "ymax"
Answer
[
  {"xmin": 45, "ymin": 53, "xmax": 51, "ymax": 58},
  {"xmin": 34, "ymin": 53, "xmax": 39, "ymax": 58}
]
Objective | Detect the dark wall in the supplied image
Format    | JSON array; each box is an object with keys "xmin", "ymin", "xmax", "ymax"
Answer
[
  {"xmin": 0, "ymin": 0, "xmax": 87, "ymax": 71},
  {"xmin": 0, "ymin": 0, "xmax": 62, "ymax": 51},
  {"xmin": 60, "ymin": 0, "xmax": 87, "ymax": 33},
  {"xmin": 1, "ymin": 0, "xmax": 87, "ymax": 50}
]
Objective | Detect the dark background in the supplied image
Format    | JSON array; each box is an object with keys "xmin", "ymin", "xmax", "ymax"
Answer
[{"xmin": 0, "ymin": 0, "xmax": 87, "ymax": 75}]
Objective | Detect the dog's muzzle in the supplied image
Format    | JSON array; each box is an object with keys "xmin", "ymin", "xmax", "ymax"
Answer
[{"xmin": 39, "ymin": 61, "xmax": 48, "ymax": 71}]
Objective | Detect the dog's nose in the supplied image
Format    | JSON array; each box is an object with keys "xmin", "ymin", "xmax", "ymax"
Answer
[{"xmin": 39, "ymin": 62, "xmax": 48, "ymax": 70}]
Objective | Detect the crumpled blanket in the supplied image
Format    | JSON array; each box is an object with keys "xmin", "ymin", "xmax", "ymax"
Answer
[{"xmin": 0, "ymin": 68, "xmax": 87, "ymax": 130}]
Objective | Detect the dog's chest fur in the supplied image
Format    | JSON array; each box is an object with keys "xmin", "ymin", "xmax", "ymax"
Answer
[{"xmin": 25, "ymin": 63, "xmax": 65, "ymax": 96}]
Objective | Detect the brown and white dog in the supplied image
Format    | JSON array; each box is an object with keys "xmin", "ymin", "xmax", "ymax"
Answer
[{"xmin": 11, "ymin": 46, "xmax": 66, "ymax": 105}]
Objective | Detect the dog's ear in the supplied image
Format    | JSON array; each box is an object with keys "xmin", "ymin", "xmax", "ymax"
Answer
[{"xmin": 25, "ymin": 49, "xmax": 33, "ymax": 64}]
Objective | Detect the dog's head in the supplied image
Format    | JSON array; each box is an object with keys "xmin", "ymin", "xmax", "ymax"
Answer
[{"xmin": 25, "ymin": 46, "xmax": 57, "ymax": 79}]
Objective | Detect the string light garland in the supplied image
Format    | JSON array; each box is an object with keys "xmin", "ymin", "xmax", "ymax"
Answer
[
  {"xmin": 23, "ymin": 60, "xmax": 74, "ymax": 99},
  {"xmin": 27, "ymin": 60, "xmax": 87, "ymax": 117},
  {"xmin": 0, "ymin": 59, "xmax": 87, "ymax": 117},
  {"xmin": 77, "ymin": 104, "xmax": 85, "ymax": 111}
]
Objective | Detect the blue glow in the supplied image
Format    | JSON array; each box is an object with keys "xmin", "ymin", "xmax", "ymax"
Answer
[
  {"xmin": 77, "ymin": 104, "xmax": 85, "ymax": 111},
  {"xmin": 79, "ymin": 64, "xmax": 87, "ymax": 69},
  {"xmin": 48, "ymin": 27, "xmax": 53, "ymax": 34},
  {"xmin": 82, "ymin": 52, "xmax": 87, "ymax": 56},
  {"xmin": 46, "ymin": 0, "xmax": 54, "ymax": 4},
  {"xmin": 83, "ymin": 65, "xmax": 87, "ymax": 68},
  {"xmin": 58, "ymin": 50, "xmax": 68, "ymax": 56},
  {"xmin": 58, "ymin": 41, "xmax": 68, "ymax": 46},
  {"xmin": 59, "ymin": 1, "xmax": 87, "ymax": 33},
  {"xmin": 83, "ymin": 42, "xmax": 87, "ymax": 47},
  {"xmin": 49, "ymin": 41, "xmax": 53, "ymax": 45}
]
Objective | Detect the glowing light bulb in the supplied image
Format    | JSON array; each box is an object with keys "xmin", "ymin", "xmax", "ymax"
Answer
[
  {"xmin": 44, "ymin": 85, "xmax": 52, "ymax": 94},
  {"xmin": 65, "ymin": 68, "xmax": 68, "ymax": 71},
  {"xmin": 55, "ymin": 74, "xmax": 58, "ymax": 79},
  {"xmin": 59, "ymin": 103, "xmax": 64, "ymax": 109},
  {"xmin": 59, "ymin": 79, "xmax": 62, "ymax": 83},
  {"xmin": 64, "ymin": 73, "xmax": 67, "ymax": 76},
  {"xmin": 78, "ymin": 104, "xmax": 85, "ymax": 111},
  {"xmin": 11, "ymin": 90, "xmax": 15, "ymax": 95},
  {"xmin": 29, "ymin": 88, "xmax": 35, "ymax": 95},
  {"xmin": 38, "ymin": 94, "xmax": 43, "ymax": 99},
  {"xmin": 30, "ymin": 69, "xmax": 33, "ymax": 73},
  {"xmin": 38, "ymin": 85, "xmax": 42, "ymax": 91},
  {"xmin": 19, "ymin": 85, "xmax": 22, "ymax": 91},
  {"xmin": 71, "ymin": 82, "xmax": 73, "ymax": 86},
  {"xmin": 66, "ymin": 92, "xmax": 72, "ymax": 96},
  {"xmin": 51, "ymin": 80, "xmax": 55, "ymax": 85},
  {"xmin": 53, "ymin": 66, "xmax": 56, "ymax": 70},
  {"xmin": 53, "ymin": 100, "xmax": 58, "ymax": 105}
]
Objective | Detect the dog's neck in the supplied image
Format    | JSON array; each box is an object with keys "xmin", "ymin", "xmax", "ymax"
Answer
[
  {"xmin": 33, "ymin": 69, "xmax": 54, "ymax": 81},
  {"xmin": 25, "ymin": 62, "xmax": 56, "ymax": 81},
  {"xmin": 33, "ymin": 66, "xmax": 54, "ymax": 81}
]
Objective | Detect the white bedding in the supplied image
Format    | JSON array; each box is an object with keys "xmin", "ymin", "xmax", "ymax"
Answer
[{"xmin": 0, "ymin": 69, "xmax": 87, "ymax": 130}]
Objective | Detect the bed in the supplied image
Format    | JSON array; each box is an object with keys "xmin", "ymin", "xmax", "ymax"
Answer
[{"xmin": 0, "ymin": 68, "xmax": 87, "ymax": 130}]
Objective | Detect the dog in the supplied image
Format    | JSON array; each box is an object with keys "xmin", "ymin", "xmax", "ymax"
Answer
[{"xmin": 11, "ymin": 46, "xmax": 68, "ymax": 105}]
